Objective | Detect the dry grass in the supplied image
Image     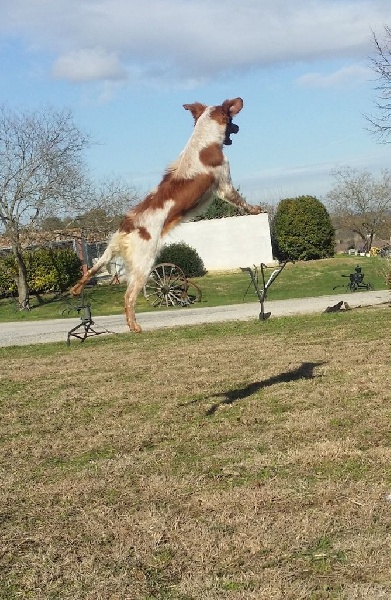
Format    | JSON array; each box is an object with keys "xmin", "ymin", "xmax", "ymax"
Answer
[{"xmin": 1, "ymin": 308, "xmax": 391, "ymax": 599}]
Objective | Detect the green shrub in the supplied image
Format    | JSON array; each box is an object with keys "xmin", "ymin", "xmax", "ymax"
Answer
[
  {"xmin": 0, "ymin": 253, "xmax": 17, "ymax": 296},
  {"xmin": 156, "ymin": 242, "xmax": 206, "ymax": 277},
  {"xmin": 0, "ymin": 247, "xmax": 82, "ymax": 296},
  {"xmin": 272, "ymin": 195, "xmax": 335, "ymax": 261},
  {"xmin": 193, "ymin": 196, "xmax": 242, "ymax": 220}
]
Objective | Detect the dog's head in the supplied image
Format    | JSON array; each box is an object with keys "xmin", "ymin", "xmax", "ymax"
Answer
[{"xmin": 183, "ymin": 98, "xmax": 243, "ymax": 146}]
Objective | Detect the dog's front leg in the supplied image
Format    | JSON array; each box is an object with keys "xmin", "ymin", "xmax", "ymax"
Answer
[
  {"xmin": 217, "ymin": 158, "xmax": 262, "ymax": 215},
  {"xmin": 221, "ymin": 186, "xmax": 262, "ymax": 215}
]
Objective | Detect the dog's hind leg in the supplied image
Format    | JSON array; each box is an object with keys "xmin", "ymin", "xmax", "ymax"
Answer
[
  {"xmin": 124, "ymin": 270, "xmax": 149, "ymax": 333},
  {"xmin": 70, "ymin": 245, "xmax": 113, "ymax": 296}
]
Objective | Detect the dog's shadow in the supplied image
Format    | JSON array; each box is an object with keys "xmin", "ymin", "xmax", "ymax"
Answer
[{"xmin": 205, "ymin": 361, "xmax": 326, "ymax": 416}]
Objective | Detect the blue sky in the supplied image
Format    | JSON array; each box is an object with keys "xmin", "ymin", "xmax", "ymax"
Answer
[{"xmin": 1, "ymin": 0, "xmax": 391, "ymax": 207}]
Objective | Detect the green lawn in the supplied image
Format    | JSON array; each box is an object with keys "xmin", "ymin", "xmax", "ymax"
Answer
[
  {"xmin": 1, "ymin": 307, "xmax": 390, "ymax": 598},
  {"xmin": 0, "ymin": 255, "xmax": 389, "ymax": 323}
]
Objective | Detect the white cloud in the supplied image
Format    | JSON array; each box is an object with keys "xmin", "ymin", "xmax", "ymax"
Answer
[
  {"xmin": 52, "ymin": 48, "xmax": 127, "ymax": 82},
  {"xmin": 239, "ymin": 147, "xmax": 391, "ymax": 203},
  {"xmin": 2, "ymin": 0, "xmax": 390, "ymax": 85},
  {"xmin": 241, "ymin": 162, "xmax": 336, "ymax": 202},
  {"xmin": 297, "ymin": 64, "xmax": 371, "ymax": 89}
]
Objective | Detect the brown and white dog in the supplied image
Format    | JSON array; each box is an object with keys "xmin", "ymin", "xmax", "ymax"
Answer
[{"xmin": 71, "ymin": 97, "xmax": 261, "ymax": 332}]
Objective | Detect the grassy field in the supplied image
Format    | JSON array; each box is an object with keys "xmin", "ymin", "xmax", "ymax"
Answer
[
  {"xmin": 0, "ymin": 255, "xmax": 389, "ymax": 323},
  {"xmin": 1, "ymin": 307, "xmax": 391, "ymax": 599}
]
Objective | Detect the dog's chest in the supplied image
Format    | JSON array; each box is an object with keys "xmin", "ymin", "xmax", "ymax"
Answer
[{"xmin": 173, "ymin": 148, "xmax": 224, "ymax": 181}]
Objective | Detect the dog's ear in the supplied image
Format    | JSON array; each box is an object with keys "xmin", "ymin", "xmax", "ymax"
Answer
[
  {"xmin": 183, "ymin": 102, "xmax": 207, "ymax": 123},
  {"xmin": 222, "ymin": 98, "xmax": 243, "ymax": 117}
]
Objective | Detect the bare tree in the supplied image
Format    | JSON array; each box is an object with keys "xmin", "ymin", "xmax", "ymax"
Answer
[
  {"xmin": 39, "ymin": 177, "xmax": 140, "ymax": 233},
  {"xmin": 259, "ymin": 201, "xmax": 277, "ymax": 224},
  {"xmin": 367, "ymin": 26, "xmax": 391, "ymax": 142},
  {"xmin": 327, "ymin": 167, "xmax": 391, "ymax": 251},
  {"xmin": 85, "ymin": 176, "xmax": 140, "ymax": 232},
  {"xmin": 0, "ymin": 106, "xmax": 91, "ymax": 308}
]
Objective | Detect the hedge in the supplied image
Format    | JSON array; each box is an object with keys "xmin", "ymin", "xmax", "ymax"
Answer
[
  {"xmin": 0, "ymin": 247, "xmax": 82, "ymax": 296},
  {"xmin": 272, "ymin": 195, "xmax": 335, "ymax": 261},
  {"xmin": 156, "ymin": 242, "xmax": 206, "ymax": 278}
]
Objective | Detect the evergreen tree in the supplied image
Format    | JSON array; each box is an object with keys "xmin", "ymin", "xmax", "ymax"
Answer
[{"xmin": 272, "ymin": 195, "xmax": 335, "ymax": 261}]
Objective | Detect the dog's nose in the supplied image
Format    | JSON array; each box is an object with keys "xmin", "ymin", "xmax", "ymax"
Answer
[{"xmin": 229, "ymin": 123, "xmax": 239, "ymax": 135}]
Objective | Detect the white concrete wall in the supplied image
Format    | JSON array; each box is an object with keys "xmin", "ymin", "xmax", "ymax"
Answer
[{"xmin": 164, "ymin": 213, "xmax": 273, "ymax": 270}]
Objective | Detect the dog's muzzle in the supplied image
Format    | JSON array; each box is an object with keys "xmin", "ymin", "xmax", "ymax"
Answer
[{"xmin": 224, "ymin": 121, "xmax": 239, "ymax": 145}]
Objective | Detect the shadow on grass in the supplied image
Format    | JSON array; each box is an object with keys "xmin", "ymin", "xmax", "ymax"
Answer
[
  {"xmin": 32, "ymin": 291, "xmax": 72, "ymax": 306},
  {"xmin": 205, "ymin": 361, "xmax": 326, "ymax": 416},
  {"xmin": 2, "ymin": 291, "xmax": 71, "ymax": 310}
]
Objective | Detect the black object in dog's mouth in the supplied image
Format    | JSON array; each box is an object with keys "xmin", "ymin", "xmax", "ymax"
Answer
[{"xmin": 224, "ymin": 121, "xmax": 239, "ymax": 145}]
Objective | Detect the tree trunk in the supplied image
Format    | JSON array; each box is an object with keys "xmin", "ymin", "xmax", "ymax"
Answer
[
  {"xmin": 354, "ymin": 232, "xmax": 367, "ymax": 253},
  {"xmin": 12, "ymin": 244, "xmax": 30, "ymax": 310}
]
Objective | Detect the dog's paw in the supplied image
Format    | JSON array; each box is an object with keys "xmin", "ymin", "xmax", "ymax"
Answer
[
  {"xmin": 70, "ymin": 285, "xmax": 82, "ymax": 296},
  {"xmin": 128, "ymin": 320, "xmax": 142, "ymax": 333},
  {"xmin": 249, "ymin": 205, "xmax": 262, "ymax": 215}
]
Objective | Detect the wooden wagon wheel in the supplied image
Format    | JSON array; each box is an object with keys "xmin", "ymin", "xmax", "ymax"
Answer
[
  {"xmin": 143, "ymin": 263, "xmax": 202, "ymax": 307},
  {"xmin": 143, "ymin": 263, "xmax": 187, "ymax": 307},
  {"xmin": 180, "ymin": 278, "xmax": 202, "ymax": 305}
]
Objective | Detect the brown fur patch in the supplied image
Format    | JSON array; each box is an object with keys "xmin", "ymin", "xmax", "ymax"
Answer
[
  {"xmin": 222, "ymin": 97, "xmax": 243, "ymax": 117},
  {"xmin": 209, "ymin": 106, "xmax": 227, "ymax": 126},
  {"xmin": 137, "ymin": 226, "xmax": 151, "ymax": 240},
  {"xmin": 183, "ymin": 102, "xmax": 207, "ymax": 123},
  {"xmin": 119, "ymin": 216, "xmax": 151, "ymax": 240},
  {"xmin": 131, "ymin": 187, "xmax": 168, "ymax": 215},
  {"xmin": 209, "ymin": 99, "xmax": 243, "ymax": 128},
  {"xmin": 161, "ymin": 173, "xmax": 215, "ymax": 235},
  {"xmin": 119, "ymin": 215, "xmax": 135, "ymax": 234},
  {"xmin": 199, "ymin": 143, "xmax": 224, "ymax": 168}
]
